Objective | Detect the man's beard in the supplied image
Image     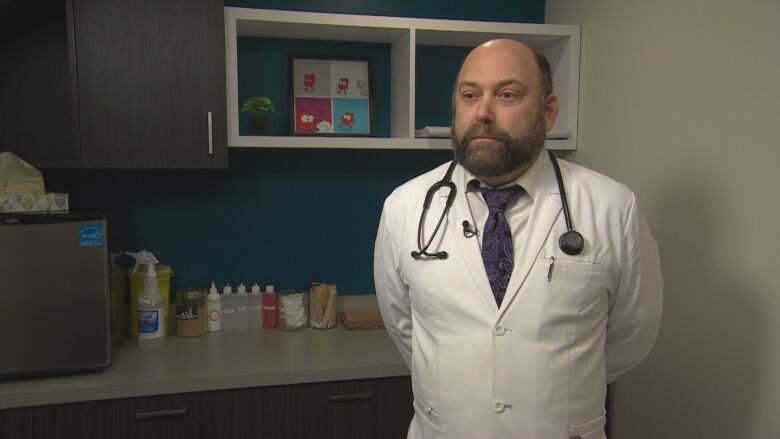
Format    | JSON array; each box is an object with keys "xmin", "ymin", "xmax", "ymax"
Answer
[{"xmin": 451, "ymin": 110, "xmax": 546, "ymax": 179}]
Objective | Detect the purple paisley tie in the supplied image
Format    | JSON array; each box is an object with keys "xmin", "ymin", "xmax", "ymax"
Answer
[{"xmin": 479, "ymin": 185, "xmax": 522, "ymax": 307}]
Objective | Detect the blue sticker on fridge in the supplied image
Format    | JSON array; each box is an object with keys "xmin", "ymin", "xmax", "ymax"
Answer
[{"xmin": 79, "ymin": 225, "xmax": 104, "ymax": 247}]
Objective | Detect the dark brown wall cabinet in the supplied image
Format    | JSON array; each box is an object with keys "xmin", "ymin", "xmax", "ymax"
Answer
[
  {"xmin": 0, "ymin": 376, "xmax": 412, "ymax": 439},
  {"xmin": 0, "ymin": 406, "xmax": 34, "ymax": 439},
  {"xmin": 278, "ymin": 377, "xmax": 413, "ymax": 439},
  {"xmin": 0, "ymin": 0, "xmax": 227, "ymax": 169},
  {"xmin": 33, "ymin": 386, "xmax": 277, "ymax": 439}
]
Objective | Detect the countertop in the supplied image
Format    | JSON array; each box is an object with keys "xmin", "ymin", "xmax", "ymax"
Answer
[{"xmin": 0, "ymin": 323, "xmax": 409, "ymax": 410}]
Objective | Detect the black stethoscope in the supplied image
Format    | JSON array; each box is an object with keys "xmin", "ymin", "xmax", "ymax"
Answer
[{"xmin": 410, "ymin": 150, "xmax": 584, "ymax": 260}]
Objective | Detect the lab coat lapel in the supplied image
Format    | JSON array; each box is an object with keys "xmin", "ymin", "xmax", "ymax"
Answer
[
  {"xmin": 445, "ymin": 164, "xmax": 501, "ymax": 312},
  {"xmin": 499, "ymin": 151, "xmax": 562, "ymax": 315}
]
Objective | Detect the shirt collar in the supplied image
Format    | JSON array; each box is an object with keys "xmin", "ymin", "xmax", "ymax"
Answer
[{"xmin": 462, "ymin": 147, "xmax": 546, "ymax": 201}]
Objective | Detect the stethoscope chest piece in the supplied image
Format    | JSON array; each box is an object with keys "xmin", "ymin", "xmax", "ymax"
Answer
[{"xmin": 559, "ymin": 230, "xmax": 584, "ymax": 256}]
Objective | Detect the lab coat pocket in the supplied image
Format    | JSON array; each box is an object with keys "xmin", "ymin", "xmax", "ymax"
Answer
[
  {"xmin": 543, "ymin": 256, "xmax": 606, "ymax": 277},
  {"xmin": 568, "ymin": 415, "xmax": 606, "ymax": 439},
  {"xmin": 412, "ymin": 397, "xmax": 442, "ymax": 432},
  {"xmin": 533, "ymin": 257, "xmax": 609, "ymax": 333}
]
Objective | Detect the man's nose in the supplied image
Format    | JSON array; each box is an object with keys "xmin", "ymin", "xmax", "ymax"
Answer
[{"xmin": 475, "ymin": 96, "xmax": 495, "ymax": 124}]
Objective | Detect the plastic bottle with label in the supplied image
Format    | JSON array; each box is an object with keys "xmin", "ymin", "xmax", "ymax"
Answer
[
  {"xmin": 221, "ymin": 284, "xmax": 236, "ymax": 330},
  {"xmin": 262, "ymin": 285, "xmax": 278, "ymax": 329},
  {"xmin": 248, "ymin": 283, "xmax": 263, "ymax": 330},
  {"xmin": 236, "ymin": 283, "xmax": 249, "ymax": 330},
  {"xmin": 138, "ymin": 262, "xmax": 165, "ymax": 350},
  {"xmin": 207, "ymin": 281, "xmax": 221, "ymax": 332}
]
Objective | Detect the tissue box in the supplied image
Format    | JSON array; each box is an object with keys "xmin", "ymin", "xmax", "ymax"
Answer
[{"xmin": 0, "ymin": 192, "xmax": 69, "ymax": 213}]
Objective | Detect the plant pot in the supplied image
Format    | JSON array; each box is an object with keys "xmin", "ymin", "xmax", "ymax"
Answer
[{"xmin": 248, "ymin": 117, "xmax": 270, "ymax": 136}]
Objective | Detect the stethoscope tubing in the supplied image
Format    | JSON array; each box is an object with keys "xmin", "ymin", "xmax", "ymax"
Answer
[
  {"xmin": 411, "ymin": 152, "xmax": 583, "ymax": 260},
  {"xmin": 411, "ymin": 161, "xmax": 458, "ymax": 259}
]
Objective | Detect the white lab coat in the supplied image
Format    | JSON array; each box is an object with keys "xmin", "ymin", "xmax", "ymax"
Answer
[{"xmin": 374, "ymin": 151, "xmax": 662, "ymax": 439}]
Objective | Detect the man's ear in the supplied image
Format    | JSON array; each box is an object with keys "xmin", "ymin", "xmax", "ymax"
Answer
[{"xmin": 544, "ymin": 93, "xmax": 560, "ymax": 132}]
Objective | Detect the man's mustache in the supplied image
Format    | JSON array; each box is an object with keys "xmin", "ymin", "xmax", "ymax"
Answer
[{"xmin": 461, "ymin": 124, "xmax": 511, "ymax": 143}]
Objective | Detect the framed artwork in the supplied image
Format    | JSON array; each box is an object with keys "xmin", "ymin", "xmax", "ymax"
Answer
[{"xmin": 290, "ymin": 55, "xmax": 373, "ymax": 136}]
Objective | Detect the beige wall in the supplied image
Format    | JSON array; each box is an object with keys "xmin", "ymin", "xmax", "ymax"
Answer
[{"xmin": 545, "ymin": 1, "xmax": 780, "ymax": 437}]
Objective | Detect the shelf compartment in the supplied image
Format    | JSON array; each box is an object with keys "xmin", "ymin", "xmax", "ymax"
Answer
[{"xmin": 225, "ymin": 7, "xmax": 579, "ymax": 151}]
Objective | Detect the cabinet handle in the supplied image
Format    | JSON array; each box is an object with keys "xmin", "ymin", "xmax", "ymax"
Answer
[
  {"xmin": 135, "ymin": 408, "xmax": 188, "ymax": 420},
  {"xmin": 329, "ymin": 392, "xmax": 374, "ymax": 403},
  {"xmin": 207, "ymin": 111, "xmax": 214, "ymax": 155}
]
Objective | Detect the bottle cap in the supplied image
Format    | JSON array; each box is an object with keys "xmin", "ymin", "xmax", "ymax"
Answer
[
  {"xmin": 251, "ymin": 283, "xmax": 261, "ymax": 294},
  {"xmin": 223, "ymin": 284, "xmax": 232, "ymax": 294},
  {"xmin": 265, "ymin": 285, "xmax": 274, "ymax": 293},
  {"xmin": 209, "ymin": 281, "xmax": 218, "ymax": 295},
  {"xmin": 238, "ymin": 283, "xmax": 247, "ymax": 294}
]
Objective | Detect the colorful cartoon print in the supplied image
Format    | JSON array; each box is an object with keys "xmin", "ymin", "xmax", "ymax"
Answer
[
  {"xmin": 339, "ymin": 112, "xmax": 355, "ymax": 129},
  {"xmin": 336, "ymin": 77, "xmax": 349, "ymax": 94},
  {"xmin": 332, "ymin": 98, "xmax": 369, "ymax": 134},
  {"xmin": 296, "ymin": 111, "xmax": 316, "ymax": 132},
  {"xmin": 304, "ymin": 73, "xmax": 315, "ymax": 91}
]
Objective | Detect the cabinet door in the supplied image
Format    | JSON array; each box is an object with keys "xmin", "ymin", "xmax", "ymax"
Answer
[
  {"xmin": 0, "ymin": 407, "xmax": 34, "ymax": 439},
  {"xmin": 71, "ymin": 0, "xmax": 227, "ymax": 168},
  {"xmin": 0, "ymin": 0, "xmax": 80, "ymax": 167},
  {"xmin": 33, "ymin": 387, "xmax": 277, "ymax": 439},
  {"xmin": 278, "ymin": 376, "xmax": 413, "ymax": 439}
]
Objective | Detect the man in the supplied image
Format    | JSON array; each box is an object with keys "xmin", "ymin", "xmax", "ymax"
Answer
[{"xmin": 374, "ymin": 39, "xmax": 662, "ymax": 439}]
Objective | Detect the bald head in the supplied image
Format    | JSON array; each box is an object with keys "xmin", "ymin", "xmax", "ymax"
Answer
[{"xmin": 457, "ymin": 39, "xmax": 553, "ymax": 100}]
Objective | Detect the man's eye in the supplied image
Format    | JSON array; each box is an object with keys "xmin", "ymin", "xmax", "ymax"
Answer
[
  {"xmin": 461, "ymin": 91, "xmax": 477, "ymax": 101},
  {"xmin": 499, "ymin": 90, "xmax": 519, "ymax": 101}
]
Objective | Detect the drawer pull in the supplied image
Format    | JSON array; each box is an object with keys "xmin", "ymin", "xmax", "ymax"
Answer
[
  {"xmin": 207, "ymin": 111, "xmax": 214, "ymax": 155},
  {"xmin": 135, "ymin": 408, "xmax": 188, "ymax": 420},
  {"xmin": 329, "ymin": 392, "xmax": 374, "ymax": 403}
]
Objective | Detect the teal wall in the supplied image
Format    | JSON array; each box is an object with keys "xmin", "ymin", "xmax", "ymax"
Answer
[
  {"xmin": 224, "ymin": 0, "xmax": 543, "ymax": 23},
  {"xmin": 42, "ymin": 0, "xmax": 544, "ymax": 295}
]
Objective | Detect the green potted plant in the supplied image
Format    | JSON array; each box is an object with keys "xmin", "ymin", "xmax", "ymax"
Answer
[{"xmin": 241, "ymin": 96, "xmax": 277, "ymax": 135}]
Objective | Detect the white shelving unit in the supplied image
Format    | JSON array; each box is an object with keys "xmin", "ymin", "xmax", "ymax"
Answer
[{"xmin": 225, "ymin": 7, "xmax": 580, "ymax": 150}]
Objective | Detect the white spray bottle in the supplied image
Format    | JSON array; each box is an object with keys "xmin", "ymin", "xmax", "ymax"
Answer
[{"xmin": 137, "ymin": 253, "xmax": 165, "ymax": 349}]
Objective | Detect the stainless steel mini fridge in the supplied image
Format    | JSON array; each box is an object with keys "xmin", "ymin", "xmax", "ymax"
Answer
[{"xmin": 0, "ymin": 212, "xmax": 111, "ymax": 380}]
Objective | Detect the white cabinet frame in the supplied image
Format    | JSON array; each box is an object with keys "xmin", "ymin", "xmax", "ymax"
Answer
[{"xmin": 225, "ymin": 7, "xmax": 580, "ymax": 150}]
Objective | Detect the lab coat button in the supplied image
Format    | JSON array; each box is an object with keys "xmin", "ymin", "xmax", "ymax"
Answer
[
  {"xmin": 493, "ymin": 400, "xmax": 505, "ymax": 413},
  {"xmin": 493, "ymin": 325, "xmax": 506, "ymax": 336}
]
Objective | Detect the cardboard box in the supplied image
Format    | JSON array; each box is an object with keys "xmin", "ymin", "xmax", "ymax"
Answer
[{"xmin": 339, "ymin": 295, "xmax": 384, "ymax": 330}]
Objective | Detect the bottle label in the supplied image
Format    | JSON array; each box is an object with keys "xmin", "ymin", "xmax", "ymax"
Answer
[
  {"xmin": 138, "ymin": 308, "xmax": 163, "ymax": 338},
  {"xmin": 176, "ymin": 305, "xmax": 198, "ymax": 320},
  {"xmin": 208, "ymin": 301, "xmax": 221, "ymax": 322}
]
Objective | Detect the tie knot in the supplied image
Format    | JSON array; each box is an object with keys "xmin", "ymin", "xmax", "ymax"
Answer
[{"xmin": 479, "ymin": 185, "xmax": 523, "ymax": 213}]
